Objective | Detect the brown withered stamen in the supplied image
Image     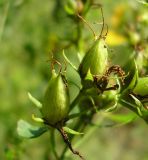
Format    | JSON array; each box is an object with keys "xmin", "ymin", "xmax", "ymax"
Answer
[
  {"xmin": 105, "ymin": 65, "xmax": 125, "ymax": 85},
  {"xmin": 93, "ymin": 65, "xmax": 125, "ymax": 92}
]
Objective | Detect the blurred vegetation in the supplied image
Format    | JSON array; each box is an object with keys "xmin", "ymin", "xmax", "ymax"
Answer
[{"xmin": 0, "ymin": 0, "xmax": 148, "ymax": 160}]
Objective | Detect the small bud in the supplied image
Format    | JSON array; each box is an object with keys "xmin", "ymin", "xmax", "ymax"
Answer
[
  {"xmin": 129, "ymin": 32, "xmax": 140, "ymax": 45},
  {"xmin": 64, "ymin": 0, "xmax": 83, "ymax": 15},
  {"xmin": 137, "ymin": 11, "xmax": 148, "ymax": 24},
  {"xmin": 79, "ymin": 38, "xmax": 108, "ymax": 79},
  {"xmin": 95, "ymin": 90, "xmax": 118, "ymax": 109},
  {"xmin": 42, "ymin": 70, "xmax": 70, "ymax": 125}
]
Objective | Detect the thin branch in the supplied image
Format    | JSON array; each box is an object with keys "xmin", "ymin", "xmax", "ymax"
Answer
[
  {"xmin": 57, "ymin": 127, "xmax": 85, "ymax": 160},
  {"xmin": 50, "ymin": 130, "xmax": 59, "ymax": 160},
  {"xmin": 0, "ymin": 2, "xmax": 10, "ymax": 42},
  {"xmin": 99, "ymin": 6, "xmax": 105, "ymax": 38}
]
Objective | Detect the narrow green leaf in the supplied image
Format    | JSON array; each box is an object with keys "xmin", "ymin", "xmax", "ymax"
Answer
[
  {"xmin": 120, "ymin": 99, "xmax": 148, "ymax": 123},
  {"xmin": 122, "ymin": 59, "xmax": 138, "ymax": 93},
  {"xmin": 106, "ymin": 113, "xmax": 136, "ymax": 123},
  {"xmin": 137, "ymin": 0, "xmax": 148, "ymax": 6},
  {"xmin": 130, "ymin": 94, "xmax": 143, "ymax": 116},
  {"xmin": 63, "ymin": 127, "xmax": 83, "ymax": 135},
  {"xmin": 105, "ymin": 102, "xmax": 117, "ymax": 112},
  {"xmin": 32, "ymin": 114, "xmax": 44, "ymax": 123},
  {"xmin": 17, "ymin": 119, "xmax": 47, "ymax": 138},
  {"xmin": 28, "ymin": 92, "xmax": 42, "ymax": 109},
  {"xmin": 137, "ymin": 107, "xmax": 143, "ymax": 116},
  {"xmin": 130, "ymin": 94, "xmax": 143, "ymax": 108}
]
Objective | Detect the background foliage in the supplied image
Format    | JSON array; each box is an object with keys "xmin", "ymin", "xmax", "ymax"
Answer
[{"xmin": 0, "ymin": 0, "xmax": 148, "ymax": 160}]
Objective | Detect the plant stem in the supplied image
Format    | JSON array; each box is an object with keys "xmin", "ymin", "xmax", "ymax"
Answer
[
  {"xmin": 60, "ymin": 89, "xmax": 85, "ymax": 159},
  {"xmin": 61, "ymin": 91, "xmax": 94, "ymax": 159},
  {"xmin": 60, "ymin": 120, "xmax": 83, "ymax": 159},
  {"xmin": 58, "ymin": 127, "xmax": 84, "ymax": 160},
  {"xmin": 0, "ymin": 1, "xmax": 10, "ymax": 42},
  {"xmin": 64, "ymin": 114, "xmax": 105, "ymax": 158},
  {"xmin": 60, "ymin": 110, "xmax": 95, "ymax": 159},
  {"xmin": 50, "ymin": 129, "xmax": 59, "ymax": 160}
]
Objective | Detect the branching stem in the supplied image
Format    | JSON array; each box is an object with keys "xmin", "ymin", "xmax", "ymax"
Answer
[{"xmin": 57, "ymin": 127, "xmax": 85, "ymax": 160}]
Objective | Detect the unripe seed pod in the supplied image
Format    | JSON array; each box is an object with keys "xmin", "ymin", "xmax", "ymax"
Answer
[
  {"xmin": 42, "ymin": 70, "xmax": 70, "ymax": 125},
  {"xmin": 79, "ymin": 38, "xmax": 108, "ymax": 79},
  {"xmin": 133, "ymin": 77, "xmax": 148, "ymax": 96}
]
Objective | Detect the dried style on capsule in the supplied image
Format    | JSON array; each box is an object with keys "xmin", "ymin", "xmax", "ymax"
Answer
[
  {"xmin": 78, "ymin": 7, "xmax": 125, "ymax": 93},
  {"xmin": 94, "ymin": 65, "xmax": 125, "ymax": 92},
  {"xmin": 78, "ymin": 7, "xmax": 108, "ymax": 79}
]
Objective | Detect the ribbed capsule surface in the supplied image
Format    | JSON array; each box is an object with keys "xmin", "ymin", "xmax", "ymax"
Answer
[
  {"xmin": 79, "ymin": 38, "xmax": 108, "ymax": 79},
  {"xmin": 42, "ymin": 71, "xmax": 70, "ymax": 125}
]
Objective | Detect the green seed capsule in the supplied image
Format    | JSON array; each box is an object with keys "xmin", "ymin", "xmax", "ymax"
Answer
[
  {"xmin": 133, "ymin": 77, "xmax": 148, "ymax": 96},
  {"xmin": 42, "ymin": 70, "xmax": 70, "ymax": 125},
  {"xmin": 79, "ymin": 38, "xmax": 108, "ymax": 79}
]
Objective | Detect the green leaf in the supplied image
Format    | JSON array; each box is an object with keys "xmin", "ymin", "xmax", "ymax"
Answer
[
  {"xmin": 63, "ymin": 127, "xmax": 83, "ymax": 135},
  {"xmin": 90, "ymin": 113, "xmax": 136, "ymax": 128},
  {"xmin": 28, "ymin": 92, "xmax": 42, "ymax": 109},
  {"xmin": 130, "ymin": 94, "xmax": 143, "ymax": 116},
  {"xmin": 17, "ymin": 119, "xmax": 47, "ymax": 138},
  {"xmin": 121, "ymin": 59, "xmax": 138, "ymax": 93},
  {"xmin": 32, "ymin": 114, "xmax": 44, "ymax": 123}
]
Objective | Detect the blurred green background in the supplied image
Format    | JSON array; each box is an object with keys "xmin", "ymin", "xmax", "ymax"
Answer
[{"xmin": 0, "ymin": 0, "xmax": 148, "ymax": 160}]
